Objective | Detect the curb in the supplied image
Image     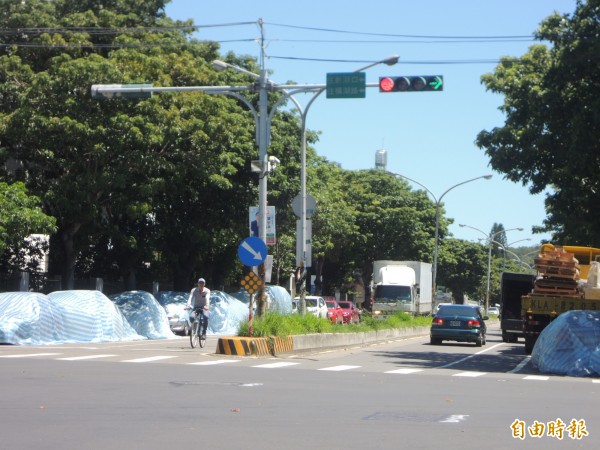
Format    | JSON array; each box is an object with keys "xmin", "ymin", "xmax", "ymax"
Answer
[{"xmin": 216, "ymin": 327, "xmax": 429, "ymax": 356}]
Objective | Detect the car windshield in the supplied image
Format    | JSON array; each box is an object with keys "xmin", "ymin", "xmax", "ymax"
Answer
[
  {"xmin": 374, "ymin": 285, "xmax": 411, "ymax": 302},
  {"xmin": 338, "ymin": 302, "xmax": 351, "ymax": 309},
  {"xmin": 306, "ymin": 299, "xmax": 318, "ymax": 307},
  {"xmin": 326, "ymin": 301, "xmax": 336, "ymax": 308},
  {"xmin": 437, "ymin": 305, "xmax": 479, "ymax": 316}
]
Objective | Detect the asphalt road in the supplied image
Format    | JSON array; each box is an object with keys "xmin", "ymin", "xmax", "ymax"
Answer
[{"xmin": 1, "ymin": 322, "xmax": 598, "ymax": 450}]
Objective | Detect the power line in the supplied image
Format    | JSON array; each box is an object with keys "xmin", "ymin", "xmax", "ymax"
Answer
[{"xmin": 265, "ymin": 21, "xmax": 534, "ymax": 40}]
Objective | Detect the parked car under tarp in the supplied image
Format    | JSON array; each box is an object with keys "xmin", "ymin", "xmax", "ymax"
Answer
[
  {"xmin": 532, "ymin": 310, "xmax": 600, "ymax": 377},
  {"xmin": 229, "ymin": 285, "xmax": 293, "ymax": 314},
  {"xmin": 110, "ymin": 291, "xmax": 175, "ymax": 340},
  {"xmin": 0, "ymin": 290, "xmax": 143, "ymax": 345}
]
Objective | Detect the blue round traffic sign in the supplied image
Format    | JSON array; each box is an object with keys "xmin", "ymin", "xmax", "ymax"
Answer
[{"xmin": 238, "ymin": 237, "xmax": 268, "ymax": 267}]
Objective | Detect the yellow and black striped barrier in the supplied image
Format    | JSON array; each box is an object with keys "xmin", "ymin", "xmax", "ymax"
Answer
[{"xmin": 216, "ymin": 336, "xmax": 294, "ymax": 356}]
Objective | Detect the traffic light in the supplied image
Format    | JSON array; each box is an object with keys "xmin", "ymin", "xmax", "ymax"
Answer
[{"xmin": 379, "ymin": 76, "xmax": 443, "ymax": 92}]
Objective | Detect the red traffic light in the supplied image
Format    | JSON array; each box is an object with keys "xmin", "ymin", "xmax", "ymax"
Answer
[{"xmin": 379, "ymin": 77, "xmax": 395, "ymax": 92}]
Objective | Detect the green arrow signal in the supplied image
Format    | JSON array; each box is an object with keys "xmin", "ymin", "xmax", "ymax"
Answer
[{"xmin": 428, "ymin": 77, "xmax": 443, "ymax": 90}]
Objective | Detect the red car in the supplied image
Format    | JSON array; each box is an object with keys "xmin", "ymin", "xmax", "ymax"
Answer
[
  {"xmin": 338, "ymin": 301, "xmax": 360, "ymax": 324},
  {"xmin": 325, "ymin": 299, "xmax": 344, "ymax": 324}
]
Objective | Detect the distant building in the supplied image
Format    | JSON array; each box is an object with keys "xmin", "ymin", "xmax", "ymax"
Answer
[{"xmin": 375, "ymin": 148, "xmax": 387, "ymax": 171}]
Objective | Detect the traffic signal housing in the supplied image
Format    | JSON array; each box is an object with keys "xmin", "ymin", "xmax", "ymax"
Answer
[{"xmin": 379, "ymin": 76, "xmax": 443, "ymax": 92}]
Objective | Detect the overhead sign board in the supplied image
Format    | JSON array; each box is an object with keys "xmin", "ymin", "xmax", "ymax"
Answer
[{"xmin": 326, "ymin": 72, "xmax": 366, "ymax": 99}]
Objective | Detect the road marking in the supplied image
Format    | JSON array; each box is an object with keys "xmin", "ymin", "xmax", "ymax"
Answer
[
  {"xmin": 252, "ymin": 362, "xmax": 300, "ymax": 369},
  {"xmin": 453, "ymin": 371, "xmax": 485, "ymax": 377},
  {"xmin": 440, "ymin": 414, "xmax": 470, "ymax": 423},
  {"xmin": 0, "ymin": 353, "xmax": 62, "ymax": 358},
  {"xmin": 439, "ymin": 343, "xmax": 503, "ymax": 369},
  {"xmin": 385, "ymin": 368, "xmax": 424, "ymax": 374},
  {"xmin": 56, "ymin": 354, "xmax": 117, "ymax": 361},
  {"xmin": 188, "ymin": 360, "xmax": 241, "ymax": 366},
  {"xmin": 509, "ymin": 356, "xmax": 531, "ymax": 373},
  {"xmin": 523, "ymin": 375, "xmax": 549, "ymax": 381},
  {"xmin": 122, "ymin": 356, "xmax": 178, "ymax": 363},
  {"xmin": 318, "ymin": 365, "xmax": 361, "ymax": 371}
]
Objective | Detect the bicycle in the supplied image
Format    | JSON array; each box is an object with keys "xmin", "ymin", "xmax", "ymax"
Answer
[{"xmin": 188, "ymin": 308, "xmax": 207, "ymax": 349}]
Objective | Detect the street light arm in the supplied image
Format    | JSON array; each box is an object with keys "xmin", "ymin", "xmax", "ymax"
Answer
[{"xmin": 438, "ymin": 174, "xmax": 492, "ymax": 203}]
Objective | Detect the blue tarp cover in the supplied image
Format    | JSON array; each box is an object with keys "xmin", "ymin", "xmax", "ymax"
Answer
[
  {"xmin": 0, "ymin": 290, "xmax": 143, "ymax": 345},
  {"xmin": 532, "ymin": 310, "xmax": 600, "ymax": 377}
]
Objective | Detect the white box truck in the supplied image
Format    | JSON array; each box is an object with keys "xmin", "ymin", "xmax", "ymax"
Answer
[{"xmin": 369, "ymin": 260, "xmax": 433, "ymax": 315}]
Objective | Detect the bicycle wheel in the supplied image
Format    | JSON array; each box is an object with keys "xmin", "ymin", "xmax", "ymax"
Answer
[
  {"xmin": 189, "ymin": 321, "xmax": 199, "ymax": 348},
  {"xmin": 199, "ymin": 330, "xmax": 206, "ymax": 348}
]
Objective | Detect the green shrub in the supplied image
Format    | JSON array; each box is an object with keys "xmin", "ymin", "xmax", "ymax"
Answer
[{"xmin": 237, "ymin": 312, "xmax": 432, "ymax": 337}]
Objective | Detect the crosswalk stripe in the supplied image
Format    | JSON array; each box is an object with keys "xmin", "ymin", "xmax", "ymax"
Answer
[
  {"xmin": 56, "ymin": 354, "xmax": 117, "ymax": 361},
  {"xmin": 252, "ymin": 362, "xmax": 300, "ymax": 369},
  {"xmin": 523, "ymin": 375, "xmax": 549, "ymax": 381},
  {"xmin": 453, "ymin": 371, "xmax": 485, "ymax": 377},
  {"xmin": 122, "ymin": 356, "xmax": 178, "ymax": 363},
  {"xmin": 188, "ymin": 360, "xmax": 241, "ymax": 366},
  {"xmin": 0, "ymin": 353, "xmax": 62, "ymax": 358},
  {"xmin": 318, "ymin": 365, "xmax": 361, "ymax": 371},
  {"xmin": 385, "ymin": 368, "xmax": 424, "ymax": 374}
]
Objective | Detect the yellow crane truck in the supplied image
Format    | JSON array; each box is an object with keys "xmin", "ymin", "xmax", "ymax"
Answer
[{"xmin": 522, "ymin": 244, "xmax": 600, "ymax": 354}]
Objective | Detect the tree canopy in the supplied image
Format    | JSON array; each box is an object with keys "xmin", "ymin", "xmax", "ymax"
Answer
[{"xmin": 476, "ymin": 0, "xmax": 600, "ymax": 245}]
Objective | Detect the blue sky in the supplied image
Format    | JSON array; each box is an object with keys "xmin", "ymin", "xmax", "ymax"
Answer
[{"xmin": 165, "ymin": 0, "xmax": 578, "ymax": 248}]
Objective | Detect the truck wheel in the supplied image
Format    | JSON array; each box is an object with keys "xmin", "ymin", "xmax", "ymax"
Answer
[{"xmin": 501, "ymin": 331, "xmax": 509, "ymax": 343}]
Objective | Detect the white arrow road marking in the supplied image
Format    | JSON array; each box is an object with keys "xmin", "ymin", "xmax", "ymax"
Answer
[
  {"xmin": 440, "ymin": 414, "xmax": 470, "ymax": 423},
  {"xmin": 242, "ymin": 240, "xmax": 263, "ymax": 261}
]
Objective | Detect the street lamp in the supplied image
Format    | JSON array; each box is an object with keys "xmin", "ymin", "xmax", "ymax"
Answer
[
  {"xmin": 459, "ymin": 224, "xmax": 524, "ymax": 312},
  {"xmin": 488, "ymin": 238, "xmax": 532, "ymax": 270},
  {"xmin": 390, "ymin": 173, "xmax": 492, "ymax": 295},
  {"xmin": 214, "ymin": 53, "xmax": 399, "ymax": 314}
]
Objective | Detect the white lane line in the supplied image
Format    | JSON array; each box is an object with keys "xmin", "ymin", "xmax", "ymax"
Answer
[
  {"xmin": 453, "ymin": 371, "xmax": 485, "ymax": 377},
  {"xmin": 385, "ymin": 368, "xmax": 424, "ymax": 374},
  {"xmin": 188, "ymin": 360, "xmax": 241, "ymax": 366},
  {"xmin": 0, "ymin": 353, "xmax": 62, "ymax": 358},
  {"xmin": 509, "ymin": 356, "xmax": 531, "ymax": 373},
  {"xmin": 593, "ymin": 380, "xmax": 600, "ymax": 384},
  {"xmin": 122, "ymin": 356, "xmax": 178, "ymax": 363},
  {"xmin": 523, "ymin": 375, "xmax": 549, "ymax": 381},
  {"xmin": 318, "ymin": 365, "xmax": 361, "ymax": 371},
  {"xmin": 56, "ymin": 354, "xmax": 117, "ymax": 361},
  {"xmin": 252, "ymin": 362, "xmax": 300, "ymax": 369},
  {"xmin": 439, "ymin": 343, "xmax": 503, "ymax": 369}
]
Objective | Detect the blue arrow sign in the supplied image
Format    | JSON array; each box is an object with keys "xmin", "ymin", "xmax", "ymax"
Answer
[{"xmin": 238, "ymin": 237, "xmax": 268, "ymax": 267}]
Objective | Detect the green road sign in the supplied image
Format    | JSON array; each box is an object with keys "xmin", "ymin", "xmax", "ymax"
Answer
[{"xmin": 326, "ymin": 72, "xmax": 366, "ymax": 99}]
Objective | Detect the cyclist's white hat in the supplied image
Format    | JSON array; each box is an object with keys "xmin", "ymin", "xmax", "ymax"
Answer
[{"xmin": 197, "ymin": 278, "xmax": 206, "ymax": 284}]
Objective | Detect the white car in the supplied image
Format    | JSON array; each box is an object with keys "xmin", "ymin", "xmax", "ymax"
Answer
[
  {"xmin": 487, "ymin": 307, "xmax": 500, "ymax": 316},
  {"xmin": 293, "ymin": 296, "xmax": 328, "ymax": 319}
]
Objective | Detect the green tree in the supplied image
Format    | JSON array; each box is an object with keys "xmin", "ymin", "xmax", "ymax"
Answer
[
  {"xmin": 437, "ymin": 239, "xmax": 487, "ymax": 304},
  {"xmin": 476, "ymin": 0, "xmax": 600, "ymax": 245},
  {"xmin": 0, "ymin": 181, "xmax": 56, "ymax": 257}
]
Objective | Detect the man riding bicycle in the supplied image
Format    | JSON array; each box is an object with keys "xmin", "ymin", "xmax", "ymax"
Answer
[{"xmin": 185, "ymin": 278, "xmax": 210, "ymax": 338}]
